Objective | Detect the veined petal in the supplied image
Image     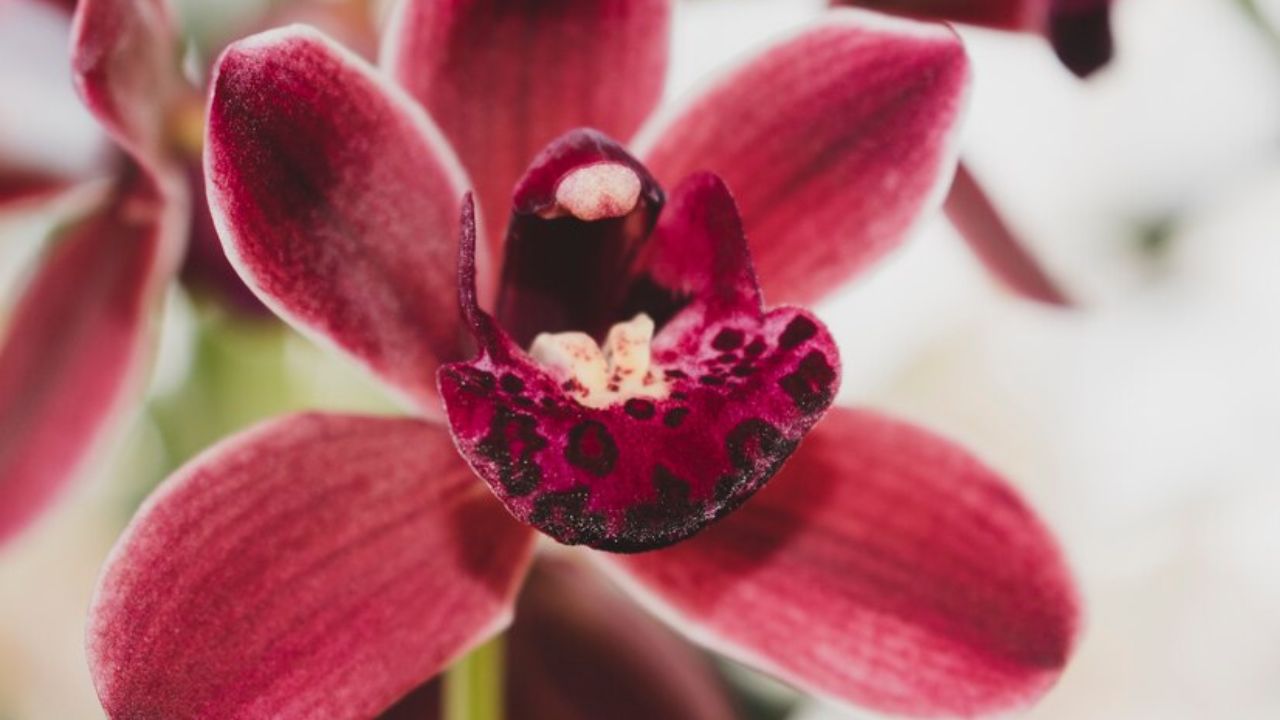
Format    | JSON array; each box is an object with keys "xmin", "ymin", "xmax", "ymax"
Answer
[
  {"xmin": 381, "ymin": 557, "xmax": 735, "ymax": 720},
  {"xmin": 205, "ymin": 26, "xmax": 478, "ymax": 414},
  {"xmin": 381, "ymin": 0, "xmax": 671, "ymax": 256},
  {"xmin": 440, "ymin": 175, "xmax": 840, "ymax": 552},
  {"xmin": 945, "ymin": 162, "xmax": 1071, "ymax": 306},
  {"xmin": 602, "ymin": 407, "xmax": 1079, "ymax": 717},
  {"xmin": 88, "ymin": 413, "xmax": 536, "ymax": 719},
  {"xmin": 71, "ymin": 0, "xmax": 188, "ymax": 169},
  {"xmin": 636, "ymin": 10, "xmax": 969, "ymax": 306},
  {"xmin": 0, "ymin": 171, "xmax": 180, "ymax": 546}
]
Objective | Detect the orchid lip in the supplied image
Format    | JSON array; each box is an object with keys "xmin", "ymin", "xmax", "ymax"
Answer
[{"xmin": 440, "ymin": 131, "xmax": 841, "ymax": 553}]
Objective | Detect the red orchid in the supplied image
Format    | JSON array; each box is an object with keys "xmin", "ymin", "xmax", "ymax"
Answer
[
  {"xmin": 0, "ymin": 0, "xmax": 379, "ymax": 548},
  {"xmin": 87, "ymin": 5, "xmax": 1078, "ymax": 719}
]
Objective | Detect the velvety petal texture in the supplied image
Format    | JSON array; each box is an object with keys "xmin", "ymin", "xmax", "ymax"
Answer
[
  {"xmin": 205, "ymin": 26, "xmax": 476, "ymax": 413},
  {"xmin": 441, "ymin": 173, "xmax": 840, "ymax": 552},
  {"xmin": 833, "ymin": 0, "xmax": 1045, "ymax": 31},
  {"xmin": 88, "ymin": 413, "xmax": 536, "ymax": 719},
  {"xmin": 0, "ymin": 173, "xmax": 175, "ymax": 546},
  {"xmin": 605, "ymin": 407, "xmax": 1079, "ymax": 717},
  {"xmin": 71, "ymin": 0, "xmax": 186, "ymax": 168},
  {"xmin": 637, "ymin": 9, "xmax": 969, "ymax": 306},
  {"xmin": 382, "ymin": 0, "xmax": 671, "ymax": 255},
  {"xmin": 945, "ymin": 163, "xmax": 1070, "ymax": 306}
]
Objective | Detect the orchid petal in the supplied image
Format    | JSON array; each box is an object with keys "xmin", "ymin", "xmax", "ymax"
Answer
[
  {"xmin": 945, "ymin": 162, "xmax": 1071, "ymax": 306},
  {"xmin": 0, "ymin": 172, "xmax": 179, "ymax": 546},
  {"xmin": 381, "ymin": 0, "xmax": 671, "ymax": 256},
  {"xmin": 504, "ymin": 557, "xmax": 736, "ymax": 720},
  {"xmin": 636, "ymin": 10, "xmax": 969, "ymax": 306},
  {"xmin": 205, "ymin": 26, "xmax": 477, "ymax": 414},
  {"xmin": 830, "ymin": 0, "xmax": 1047, "ymax": 32},
  {"xmin": 441, "ymin": 176, "xmax": 840, "ymax": 552},
  {"xmin": 382, "ymin": 556, "xmax": 736, "ymax": 720},
  {"xmin": 70, "ymin": 0, "xmax": 187, "ymax": 170},
  {"xmin": 602, "ymin": 407, "xmax": 1079, "ymax": 717},
  {"xmin": 88, "ymin": 413, "xmax": 536, "ymax": 719},
  {"xmin": 0, "ymin": 169, "xmax": 73, "ymax": 208}
]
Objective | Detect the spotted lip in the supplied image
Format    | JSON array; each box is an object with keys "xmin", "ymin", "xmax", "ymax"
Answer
[{"xmin": 440, "ymin": 133, "xmax": 841, "ymax": 553}]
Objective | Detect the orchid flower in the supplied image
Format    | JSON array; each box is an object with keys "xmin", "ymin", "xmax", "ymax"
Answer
[
  {"xmin": 0, "ymin": 0, "xmax": 381, "ymax": 549},
  {"xmin": 87, "ymin": 4, "xmax": 1078, "ymax": 718}
]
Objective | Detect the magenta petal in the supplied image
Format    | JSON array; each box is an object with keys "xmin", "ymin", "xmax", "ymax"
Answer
[
  {"xmin": 604, "ymin": 407, "xmax": 1080, "ymax": 717},
  {"xmin": 0, "ymin": 173, "xmax": 178, "ymax": 546},
  {"xmin": 206, "ymin": 26, "xmax": 477, "ymax": 413},
  {"xmin": 829, "ymin": 0, "xmax": 1046, "ymax": 32},
  {"xmin": 440, "ymin": 180, "xmax": 840, "ymax": 552},
  {"xmin": 638, "ymin": 10, "xmax": 968, "ymax": 306},
  {"xmin": 88, "ymin": 413, "xmax": 536, "ymax": 719},
  {"xmin": 71, "ymin": 0, "xmax": 187, "ymax": 169},
  {"xmin": 382, "ymin": 0, "xmax": 671, "ymax": 256},
  {"xmin": 945, "ymin": 162, "xmax": 1071, "ymax": 306}
]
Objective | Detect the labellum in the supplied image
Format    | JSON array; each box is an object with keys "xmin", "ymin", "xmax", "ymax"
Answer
[{"xmin": 440, "ymin": 130, "xmax": 841, "ymax": 552}]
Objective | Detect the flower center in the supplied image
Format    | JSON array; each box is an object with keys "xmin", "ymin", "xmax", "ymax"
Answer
[
  {"xmin": 544, "ymin": 162, "xmax": 642, "ymax": 221},
  {"xmin": 528, "ymin": 314, "xmax": 668, "ymax": 409}
]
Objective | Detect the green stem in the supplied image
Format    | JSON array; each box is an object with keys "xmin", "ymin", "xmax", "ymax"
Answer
[{"xmin": 443, "ymin": 635, "xmax": 506, "ymax": 720}]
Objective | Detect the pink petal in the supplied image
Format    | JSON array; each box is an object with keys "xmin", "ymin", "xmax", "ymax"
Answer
[
  {"xmin": 70, "ymin": 0, "xmax": 188, "ymax": 169},
  {"xmin": 381, "ymin": 0, "xmax": 671, "ymax": 256},
  {"xmin": 88, "ymin": 413, "xmax": 536, "ymax": 719},
  {"xmin": 829, "ymin": 0, "xmax": 1047, "ymax": 32},
  {"xmin": 0, "ymin": 168, "xmax": 73, "ymax": 208},
  {"xmin": 441, "ymin": 177, "xmax": 840, "ymax": 552},
  {"xmin": 0, "ymin": 172, "xmax": 179, "ymax": 546},
  {"xmin": 205, "ymin": 26, "xmax": 478, "ymax": 414},
  {"xmin": 381, "ymin": 557, "xmax": 736, "ymax": 720},
  {"xmin": 603, "ymin": 407, "xmax": 1079, "ymax": 717},
  {"xmin": 636, "ymin": 10, "xmax": 969, "ymax": 306},
  {"xmin": 945, "ymin": 162, "xmax": 1072, "ymax": 306}
]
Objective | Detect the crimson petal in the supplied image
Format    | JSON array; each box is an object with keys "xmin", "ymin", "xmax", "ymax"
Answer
[
  {"xmin": 603, "ymin": 407, "xmax": 1079, "ymax": 717},
  {"xmin": 829, "ymin": 0, "xmax": 1043, "ymax": 32},
  {"xmin": 205, "ymin": 26, "xmax": 477, "ymax": 414},
  {"xmin": 0, "ymin": 172, "xmax": 179, "ymax": 546},
  {"xmin": 88, "ymin": 413, "xmax": 536, "ymax": 719},
  {"xmin": 381, "ymin": 0, "xmax": 671, "ymax": 256},
  {"xmin": 945, "ymin": 162, "xmax": 1071, "ymax": 306},
  {"xmin": 637, "ymin": 10, "xmax": 968, "ymax": 306},
  {"xmin": 440, "ymin": 173, "xmax": 840, "ymax": 552},
  {"xmin": 71, "ymin": 0, "xmax": 187, "ymax": 170}
]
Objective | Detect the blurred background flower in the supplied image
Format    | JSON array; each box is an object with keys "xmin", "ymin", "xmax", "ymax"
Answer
[{"xmin": 2, "ymin": 0, "xmax": 1280, "ymax": 718}]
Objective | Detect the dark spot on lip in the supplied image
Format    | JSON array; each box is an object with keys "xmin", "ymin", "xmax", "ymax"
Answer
[
  {"xmin": 716, "ymin": 418, "xmax": 798, "ymax": 503},
  {"xmin": 565, "ymin": 420, "xmax": 619, "ymax": 477},
  {"xmin": 731, "ymin": 364, "xmax": 755, "ymax": 377},
  {"xmin": 699, "ymin": 375, "xmax": 725, "ymax": 386},
  {"xmin": 744, "ymin": 338, "xmax": 766, "ymax": 357},
  {"xmin": 664, "ymin": 369, "xmax": 688, "ymax": 380},
  {"xmin": 779, "ymin": 350, "xmax": 837, "ymax": 415},
  {"xmin": 711, "ymin": 328, "xmax": 744, "ymax": 351},
  {"xmin": 529, "ymin": 486, "xmax": 606, "ymax": 546},
  {"xmin": 779, "ymin": 315, "xmax": 818, "ymax": 350},
  {"xmin": 500, "ymin": 373, "xmax": 525, "ymax": 394},
  {"xmin": 663, "ymin": 407, "xmax": 689, "ymax": 428},
  {"xmin": 624, "ymin": 398, "xmax": 656, "ymax": 420},
  {"xmin": 476, "ymin": 407, "xmax": 547, "ymax": 497}
]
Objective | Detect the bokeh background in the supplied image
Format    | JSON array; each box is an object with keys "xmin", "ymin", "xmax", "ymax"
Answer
[{"xmin": 2, "ymin": 0, "xmax": 1280, "ymax": 718}]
